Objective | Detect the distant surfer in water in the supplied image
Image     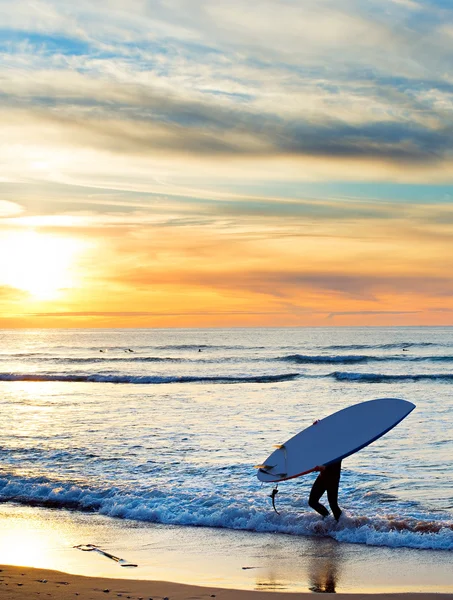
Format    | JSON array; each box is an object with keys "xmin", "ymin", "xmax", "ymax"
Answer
[{"xmin": 309, "ymin": 460, "xmax": 342, "ymax": 521}]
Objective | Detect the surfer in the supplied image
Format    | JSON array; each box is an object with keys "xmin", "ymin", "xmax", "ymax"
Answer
[{"xmin": 308, "ymin": 460, "xmax": 342, "ymax": 521}]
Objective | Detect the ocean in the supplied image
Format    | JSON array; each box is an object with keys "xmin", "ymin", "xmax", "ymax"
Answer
[{"xmin": 0, "ymin": 326, "xmax": 452, "ymax": 562}]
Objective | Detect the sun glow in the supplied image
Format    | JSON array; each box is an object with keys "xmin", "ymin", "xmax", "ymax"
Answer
[{"xmin": 0, "ymin": 231, "xmax": 81, "ymax": 300}]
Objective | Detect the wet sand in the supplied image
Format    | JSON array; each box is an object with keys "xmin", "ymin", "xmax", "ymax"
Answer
[
  {"xmin": 1, "ymin": 504, "xmax": 452, "ymax": 594},
  {"xmin": 1, "ymin": 564, "xmax": 453, "ymax": 600}
]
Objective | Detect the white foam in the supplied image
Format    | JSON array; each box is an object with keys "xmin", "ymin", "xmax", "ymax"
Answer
[{"xmin": 1, "ymin": 475, "xmax": 451, "ymax": 552}]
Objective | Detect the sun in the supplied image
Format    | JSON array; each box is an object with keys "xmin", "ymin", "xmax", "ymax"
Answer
[{"xmin": 0, "ymin": 230, "xmax": 81, "ymax": 301}]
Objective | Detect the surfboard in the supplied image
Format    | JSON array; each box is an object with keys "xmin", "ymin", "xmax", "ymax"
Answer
[{"xmin": 256, "ymin": 397, "xmax": 415, "ymax": 483}]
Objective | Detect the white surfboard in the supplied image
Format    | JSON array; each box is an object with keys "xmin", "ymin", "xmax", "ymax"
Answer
[{"xmin": 256, "ymin": 398, "xmax": 415, "ymax": 483}]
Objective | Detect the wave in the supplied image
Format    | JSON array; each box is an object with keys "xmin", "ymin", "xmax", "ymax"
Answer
[
  {"xmin": 281, "ymin": 353, "xmax": 453, "ymax": 364},
  {"xmin": 3, "ymin": 368, "xmax": 452, "ymax": 385},
  {"xmin": 280, "ymin": 354, "xmax": 453, "ymax": 365},
  {"xmin": 413, "ymin": 355, "xmax": 453, "ymax": 362},
  {"xmin": 154, "ymin": 344, "xmax": 266, "ymax": 350},
  {"xmin": 326, "ymin": 342, "xmax": 438, "ymax": 350},
  {"xmin": 0, "ymin": 352, "xmax": 50, "ymax": 358},
  {"xmin": 0, "ymin": 372, "xmax": 300, "ymax": 385},
  {"xmin": 281, "ymin": 354, "xmax": 371, "ymax": 364},
  {"xmin": 0, "ymin": 475, "xmax": 451, "ymax": 551},
  {"xmin": 7, "ymin": 353, "xmax": 453, "ymax": 368},
  {"xmin": 71, "ymin": 345, "xmax": 268, "ymax": 353},
  {"xmin": 51, "ymin": 356, "xmax": 184, "ymax": 364},
  {"xmin": 331, "ymin": 371, "xmax": 453, "ymax": 383}
]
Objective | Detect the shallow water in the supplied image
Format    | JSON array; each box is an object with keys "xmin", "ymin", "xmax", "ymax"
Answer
[
  {"xmin": 0, "ymin": 504, "xmax": 452, "ymax": 592},
  {"xmin": 0, "ymin": 327, "xmax": 452, "ymax": 554}
]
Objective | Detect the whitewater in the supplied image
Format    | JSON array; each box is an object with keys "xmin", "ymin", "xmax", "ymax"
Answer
[{"xmin": 0, "ymin": 327, "xmax": 452, "ymax": 555}]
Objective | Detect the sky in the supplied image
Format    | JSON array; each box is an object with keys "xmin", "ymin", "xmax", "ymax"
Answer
[{"xmin": 0, "ymin": 0, "xmax": 453, "ymax": 328}]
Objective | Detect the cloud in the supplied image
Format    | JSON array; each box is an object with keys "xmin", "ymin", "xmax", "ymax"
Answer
[
  {"xmin": 1, "ymin": 1, "xmax": 453, "ymax": 327},
  {"xmin": 108, "ymin": 267, "xmax": 453, "ymax": 302},
  {"xmin": 327, "ymin": 310, "xmax": 421, "ymax": 318},
  {"xmin": 0, "ymin": 0, "xmax": 452, "ymax": 178},
  {"xmin": 0, "ymin": 200, "xmax": 23, "ymax": 217},
  {"xmin": 0, "ymin": 285, "xmax": 28, "ymax": 301},
  {"xmin": 2, "ymin": 92, "xmax": 452, "ymax": 170},
  {"xmin": 28, "ymin": 309, "xmax": 283, "ymax": 318}
]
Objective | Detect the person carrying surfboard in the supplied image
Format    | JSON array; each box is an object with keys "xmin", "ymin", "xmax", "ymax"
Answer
[
  {"xmin": 256, "ymin": 399, "xmax": 415, "ymax": 521},
  {"xmin": 307, "ymin": 419, "xmax": 342, "ymax": 521},
  {"xmin": 308, "ymin": 459, "xmax": 342, "ymax": 521}
]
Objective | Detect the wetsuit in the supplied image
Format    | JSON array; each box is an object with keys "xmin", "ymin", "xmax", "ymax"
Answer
[{"xmin": 308, "ymin": 460, "xmax": 342, "ymax": 521}]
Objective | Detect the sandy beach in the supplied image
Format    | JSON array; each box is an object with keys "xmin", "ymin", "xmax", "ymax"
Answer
[
  {"xmin": 1, "ymin": 564, "xmax": 453, "ymax": 600},
  {"xmin": 1, "ymin": 504, "xmax": 452, "ymax": 595}
]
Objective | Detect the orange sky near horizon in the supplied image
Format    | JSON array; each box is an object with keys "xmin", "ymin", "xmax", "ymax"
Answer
[
  {"xmin": 2, "ymin": 196, "xmax": 453, "ymax": 328},
  {"xmin": 1, "ymin": 0, "xmax": 453, "ymax": 328}
]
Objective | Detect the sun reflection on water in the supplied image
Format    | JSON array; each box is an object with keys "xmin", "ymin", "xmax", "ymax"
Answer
[{"xmin": 0, "ymin": 514, "xmax": 67, "ymax": 569}]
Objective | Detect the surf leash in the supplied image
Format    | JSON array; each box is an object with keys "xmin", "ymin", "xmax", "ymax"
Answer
[
  {"xmin": 73, "ymin": 544, "xmax": 138, "ymax": 567},
  {"xmin": 269, "ymin": 485, "xmax": 280, "ymax": 515}
]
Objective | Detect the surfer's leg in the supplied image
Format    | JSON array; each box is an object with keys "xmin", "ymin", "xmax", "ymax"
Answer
[
  {"xmin": 308, "ymin": 475, "xmax": 329, "ymax": 517},
  {"xmin": 326, "ymin": 479, "xmax": 342, "ymax": 521}
]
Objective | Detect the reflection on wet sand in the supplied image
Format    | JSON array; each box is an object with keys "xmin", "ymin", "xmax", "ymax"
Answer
[
  {"xmin": 307, "ymin": 538, "xmax": 342, "ymax": 593},
  {"xmin": 252, "ymin": 540, "xmax": 289, "ymax": 591},
  {"xmin": 253, "ymin": 535, "xmax": 344, "ymax": 593},
  {"xmin": 308, "ymin": 540, "xmax": 343, "ymax": 594},
  {"xmin": 254, "ymin": 579, "xmax": 289, "ymax": 591}
]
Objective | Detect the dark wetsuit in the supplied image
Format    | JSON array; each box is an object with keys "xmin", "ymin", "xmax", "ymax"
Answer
[{"xmin": 308, "ymin": 460, "xmax": 342, "ymax": 521}]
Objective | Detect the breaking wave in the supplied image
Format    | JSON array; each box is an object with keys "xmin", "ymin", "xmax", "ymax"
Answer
[
  {"xmin": 326, "ymin": 342, "xmax": 438, "ymax": 350},
  {"xmin": 0, "ymin": 475, "xmax": 451, "ymax": 552},
  {"xmin": 281, "ymin": 354, "xmax": 371, "ymax": 364},
  {"xmin": 331, "ymin": 372, "xmax": 453, "ymax": 383},
  {"xmin": 0, "ymin": 372, "xmax": 300, "ymax": 385},
  {"xmin": 7, "ymin": 353, "xmax": 453, "ymax": 367},
  {"xmin": 281, "ymin": 353, "xmax": 453, "ymax": 364}
]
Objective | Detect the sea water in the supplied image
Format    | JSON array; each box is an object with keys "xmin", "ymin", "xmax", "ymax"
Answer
[{"xmin": 0, "ymin": 327, "xmax": 452, "ymax": 560}]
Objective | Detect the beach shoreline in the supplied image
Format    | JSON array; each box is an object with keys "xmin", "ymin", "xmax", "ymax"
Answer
[
  {"xmin": 1, "ymin": 329, "xmax": 452, "ymax": 596},
  {"xmin": 1, "ymin": 564, "xmax": 453, "ymax": 600},
  {"xmin": 0, "ymin": 503, "xmax": 452, "ymax": 595}
]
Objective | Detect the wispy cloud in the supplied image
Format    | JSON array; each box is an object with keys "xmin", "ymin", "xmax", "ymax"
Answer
[
  {"xmin": 1, "ymin": 0, "xmax": 453, "ymax": 326},
  {"xmin": 327, "ymin": 310, "xmax": 421, "ymax": 319},
  {"xmin": 0, "ymin": 0, "xmax": 452, "ymax": 180},
  {"xmin": 28, "ymin": 310, "xmax": 284, "ymax": 318},
  {"xmin": 107, "ymin": 268, "xmax": 453, "ymax": 303},
  {"xmin": 1, "ymin": 65, "xmax": 452, "ymax": 168}
]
